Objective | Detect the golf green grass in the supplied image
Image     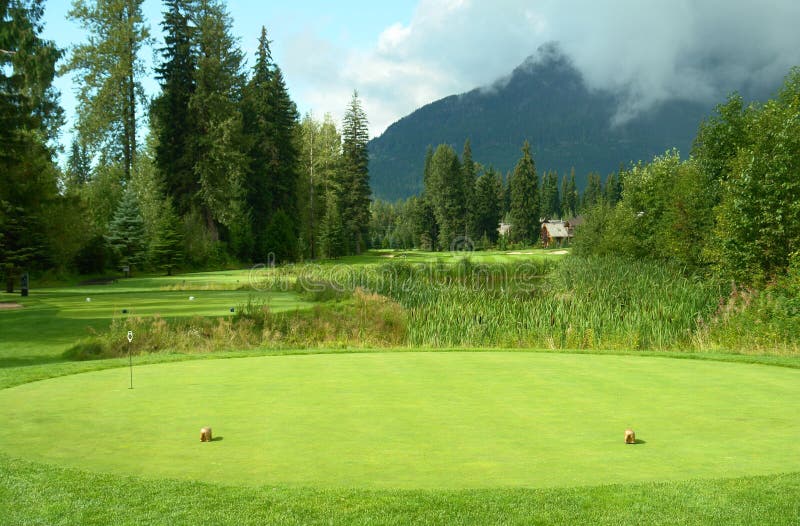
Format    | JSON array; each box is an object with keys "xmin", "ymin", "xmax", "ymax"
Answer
[{"xmin": 2, "ymin": 351, "xmax": 799, "ymax": 489}]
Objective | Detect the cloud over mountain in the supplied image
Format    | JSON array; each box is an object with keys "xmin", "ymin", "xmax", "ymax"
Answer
[{"xmin": 284, "ymin": 0, "xmax": 800, "ymax": 136}]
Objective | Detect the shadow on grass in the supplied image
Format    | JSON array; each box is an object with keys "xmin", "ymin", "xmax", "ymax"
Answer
[
  {"xmin": 210, "ymin": 436, "xmax": 224, "ymax": 442},
  {"xmin": 629, "ymin": 439, "xmax": 647, "ymax": 445}
]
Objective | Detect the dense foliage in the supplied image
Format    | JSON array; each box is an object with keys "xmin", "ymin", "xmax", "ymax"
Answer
[
  {"xmin": 0, "ymin": 0, "xmax": 63, "ymax": 290},
  {"xmin": 575, "ymin": 68, "xmax": 800, "ymax": 285},
  {"xmin": 1, "ymin": 0, "xmax": 374, "ymax": 283}
]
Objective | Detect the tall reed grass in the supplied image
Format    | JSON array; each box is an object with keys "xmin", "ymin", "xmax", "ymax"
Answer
[
  {"xmin": 69, "ymin": 255, "xmax": 780, "ymax": 357},
  {"xmin": 278, "ymin": 256, "xmax": 726, "ymax": 351}
]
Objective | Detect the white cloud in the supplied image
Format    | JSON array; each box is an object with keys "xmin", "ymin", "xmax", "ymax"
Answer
[{"xmin": 283, "ymin": 0, "xmax": 800, "ymax": 137}]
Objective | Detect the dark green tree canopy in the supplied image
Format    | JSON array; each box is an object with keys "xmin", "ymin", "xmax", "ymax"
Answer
[{"xmin": 509, "ymin": 141, "xmax": 539, "ymax": 244}]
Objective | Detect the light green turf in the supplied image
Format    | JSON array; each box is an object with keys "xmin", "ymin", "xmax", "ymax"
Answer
[
  {"xmin": 339, "ymin": 248, "xmax": 567, "ymax": 265},
  {"xmin": 0, "ymin": 273, "xmax": 310, "ymax": 364},
  {"xmin": 2, "ymin": 351, "xmax": 799, "ymax": 489}
]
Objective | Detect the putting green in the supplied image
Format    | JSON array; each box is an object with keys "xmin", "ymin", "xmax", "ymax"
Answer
[{"xmin": 1, "ymin": 352, "xmax": 799, "ymax": 489}]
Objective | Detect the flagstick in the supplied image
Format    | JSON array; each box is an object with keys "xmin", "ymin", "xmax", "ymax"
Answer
[{"xmin": 127, "ymin": 330, "xmax": 134, "ymax": 389}]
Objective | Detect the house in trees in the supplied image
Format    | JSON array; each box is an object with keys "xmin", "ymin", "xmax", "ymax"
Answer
[{"xmin": 540, "ymin": 220, "xmax": 573, "ymax": 247}]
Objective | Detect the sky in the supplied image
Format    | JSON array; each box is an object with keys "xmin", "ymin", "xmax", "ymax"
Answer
[{"xmin": 43, "ymin": 0, "xmax": 800, "ymax": 152}]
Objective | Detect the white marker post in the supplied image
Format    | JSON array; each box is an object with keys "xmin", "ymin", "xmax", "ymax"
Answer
[{"xmin": 127, "ymin": 330, "xmax": 134, "ymax": 389}]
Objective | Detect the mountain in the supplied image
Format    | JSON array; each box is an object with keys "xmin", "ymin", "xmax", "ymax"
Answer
[{"xmin": 368, "ymin": 44, "xmax": 756, "ymax": 201}]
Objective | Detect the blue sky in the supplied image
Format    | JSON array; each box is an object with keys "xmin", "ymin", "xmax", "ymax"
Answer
[{"xmin": 42, "ymin": 0, "xmax": 800, "ymax": 156}]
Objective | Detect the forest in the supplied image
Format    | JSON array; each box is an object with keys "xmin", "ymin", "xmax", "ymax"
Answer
[{"xmin": 1, "ymin": 0, "xmax": 370, "ymax": 289}]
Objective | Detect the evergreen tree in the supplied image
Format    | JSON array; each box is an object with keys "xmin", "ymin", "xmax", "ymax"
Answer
[
  {"xmin": 319, "ymin": 190, "xmax": 345, "ymax": 258},
  {"xmin": 422, "ymin": 145, "xmax": 434, "ymax": 190},
  {"xmin": 604, "ymin": 171, "xmax": 622, "ymax": 205},
  {"xmin": 264, "ymin": 209, "xmax": 297, "ymax": 264},
  {"xmin": 509, "ymin": 141, "xmax": 539, "ymax": 244},
  {"xmin": 564, "ymin": 168, "xmax": 578, "ymax": 218},
  {"xmin": 0, "ymin": 0, "xmax": 62, "ymax": 287},
  {"xmin": 149, "ymin": 198, "xmax": 183, "ymax": 275},
  {"xmin": 425, "ymin": 144, "xmax": 465, "ymax": 250},
  {"xmin": 581, "ymin": 172, "xmax": 603, "ymax": 210},
  {"xmin": 65, "ymin": 138, "xmax": 92, "ymax": 190},
  {"xmin": 106, "ymin": 189, "xmax": 147, "ymax": 271},
  {"xmin": 241, "ymin": 26, "xmax": 277, "ymax": 260},
  {"xmin": 540, "ymin": 170, "xmax": 560, "ymax": 219},
  {"xmin": 152, "ymin": 0, "xmax": 197, "ymax": 216},
  {"xmin": 461, "ymin": 138, "xmax": 477, "ymax": 238},
  {"xmin": 473, "ymin": 167, "xmax": 503, "ymax": 243},
  {"xmin": 339, "ymin": 90, "xmax": 371, "ymax": 254},
  {"xmin": 65, "ymin": 0, "xmax": 150, "ymax": 180},
  {"xmin": 189, "ymin": 0, "xmax": 247, "ymax": 240}
]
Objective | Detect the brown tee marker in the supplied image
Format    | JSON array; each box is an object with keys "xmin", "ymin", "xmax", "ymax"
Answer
[
  {"xmin": 624, "ymin": 428, "xmax": 636, "ymax": 444},
  {"xmin": 200, "ymin": 426, "xmax": 213, "ymax": 442}
]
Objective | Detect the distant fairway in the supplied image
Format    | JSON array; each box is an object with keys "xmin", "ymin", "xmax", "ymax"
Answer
[
  {"xmin": 0, "ymin": 271, "xmax": 310, "ymax": 363},
  {"xmin": 2, "ymin": 352, "xmax": 799, "ymax": 489}
]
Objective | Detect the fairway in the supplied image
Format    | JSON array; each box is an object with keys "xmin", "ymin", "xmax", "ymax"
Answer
[{"xmin": 2, "ymin": 352, "xmax": 800, "ymax": 489}]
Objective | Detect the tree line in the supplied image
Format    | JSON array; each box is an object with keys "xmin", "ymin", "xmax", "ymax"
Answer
[
  {"xmin": 574, "ymin": 68, "xmax": 800, "ymax": 285},
  {"xmin": 368, "ymin": 140, "xmax": 620, "ymax": 250},
  {"xmin": 1, "ymin": 0, "xmax": 371, "ymax": 286}
]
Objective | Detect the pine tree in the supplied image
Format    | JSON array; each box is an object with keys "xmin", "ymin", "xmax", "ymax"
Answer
[
  {"xmin": 540, "ymin": 170, "xmax": 560, "ymax": 219},
  {"xmin": 425, "ymin": 144, "xmax": 465, "ymax": 250},
  {"xmin": 566, "ymin": 168, "xmax": 578, "ymax": 217},
  {"xmin": 149, "ymin": 198, "xmax": 183, "ymax": 275},
  {"xmin": 152, "ymin": 0, "xmax": 197, "ymax": 216},
  {"xmin": 319, "ymin": 190, "xmax": 345, "ymax": 258},
  {"xmin": 65, "ymin": 138, "xmax": 92, "ymax": 190},
  {"xmin": 604, "ymin": 171, "xmax": 622, "ymax": 205},
  {"xmin": 264, "ymin": 209, "xmax": 297, "ymax": 264},
  {"xmin": 241, "ymin": 26, "xmax": 276, "ymax": 260},
  {"xmin": 65, "ymin": 0, "xmax": 150, "ymax": 180},
  {"xmin": 473, "ymin": 167, "xmax": 503, "ymax": 243},
  {"xmin": 189, "ymin": 0, "xmax": 247, "ymax": 239},
  {"xmin": 1, "ymin": 0, "xmax": 62, "ymax": 286},
  {"xmin": 268, "ymin": 64, "xmax": 300, "ymax": 213},
  {"xmin": 339, "ymin": 90, "xmax": 371, "ymax": 254},
  {"xmin": 509, "ymin": 141, "xmax": 539, "ymax": 244},
  {"xmin": 582, "ymin": 172, "xmax": 603, "ymax": 210},
  {"xmin": 461, "ymin": 138, "xmax": 477, "ymax": 238},
  {"xmin": 106, "ymin": 189, "xmax": 147, "ymax": 271}
]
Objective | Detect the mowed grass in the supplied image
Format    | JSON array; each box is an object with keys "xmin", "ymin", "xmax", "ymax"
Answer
[
  {"xmin": 362, "ymin": 248, "xmax": 568, "ymax": 265},
  {"xmin": 2, "ymin": 352, "xmax": 799, "ymax": 489},
  {"xmin": 0, "ymin": 271, "xmax": 311, "ymax": 364}
]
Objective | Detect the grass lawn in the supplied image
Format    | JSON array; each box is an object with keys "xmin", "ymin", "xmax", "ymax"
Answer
[
  {"xmin": 2, "ymin": 351, "xmax": 799, "ymax": 489},
  {"xmin": 0, "ymin": 272, "xmax": 311, "ymax": 366}
]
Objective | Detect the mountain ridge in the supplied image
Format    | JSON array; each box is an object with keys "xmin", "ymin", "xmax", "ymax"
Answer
[{"xmin": 367, "ymin": 44, "xmax": 766, "ymax": 201}]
